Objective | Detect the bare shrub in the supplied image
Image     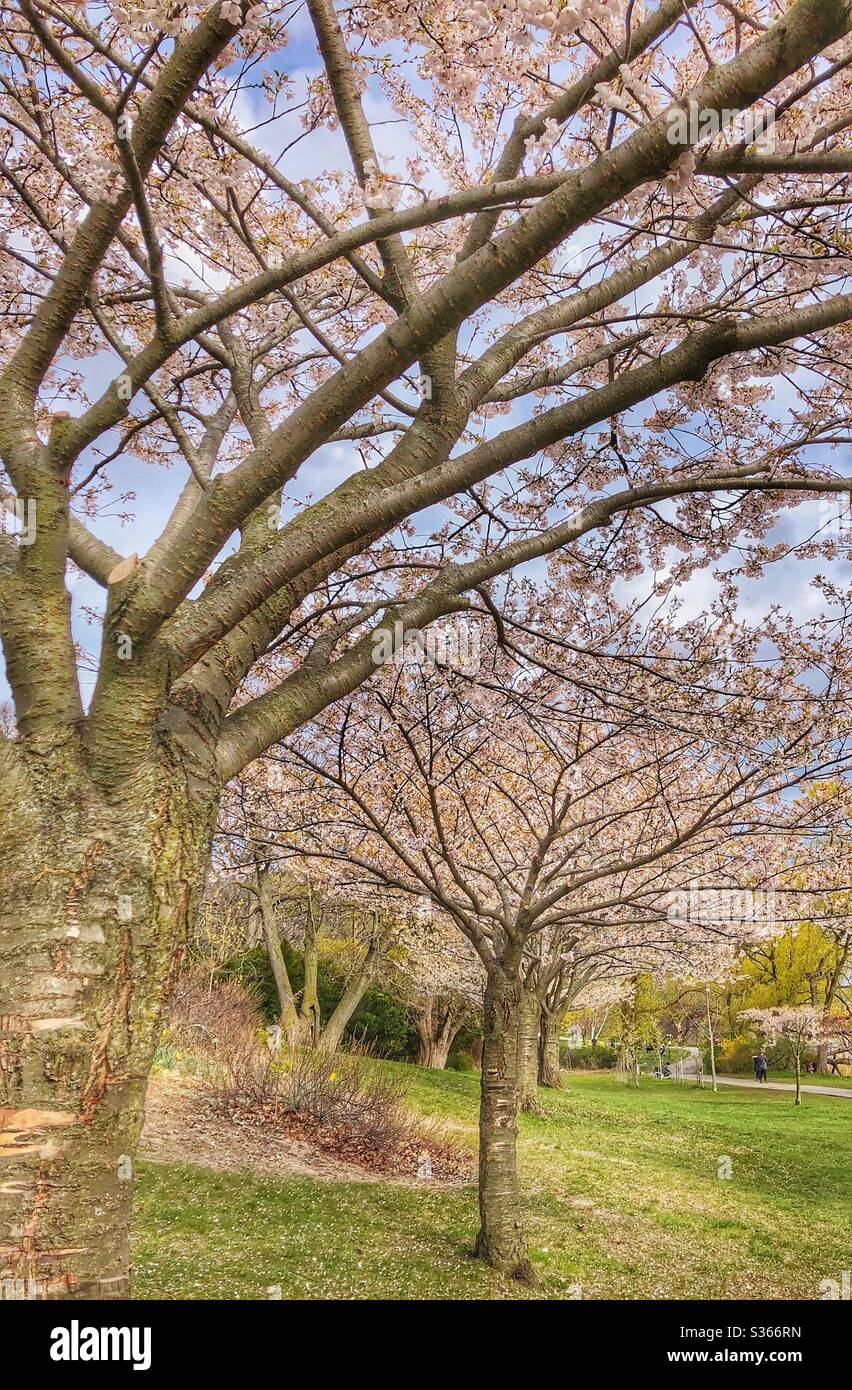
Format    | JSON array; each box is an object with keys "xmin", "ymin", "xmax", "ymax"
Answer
[
  {"xmin": 206, "ymin": 1041, "xmax": 470, "ymax": 1179},
  {"xmin": 168, "ymin": 963, "xmax": 263, "ymax": 1055},
  {"xmin": 283, "ymin": 1049, "xmax": 412, "ymax": 1146},
  {"xmin": 165, "ymin": 969, "xmax": 470, "ymax": 1178},
  {"xmin": 211, "ymin": 1032, "xmax": 284, "ymax": 1111}
]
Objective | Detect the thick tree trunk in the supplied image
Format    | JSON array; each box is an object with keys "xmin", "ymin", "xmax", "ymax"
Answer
[
  {"xmin": 516, "ymin": 985, "xmax": 541, "ymax": 1112},
  {"xmin": 473, "ymin": 968, "xmax": 534, "ymax": 1282},
  {"xmin": 414, "ymin": 995, "xmax": 464, "ymax": 1069},
  {"xmin": 0, "ymin": 742, "xmax": 216, "ymax": 1299},
  {"xmin": 538, "ymin": 1012, "xmax": 563, "ymax": 1089},
  {"xmin": 417, "ymin": 1035, "xmax": 451, "ymax": 1069}
]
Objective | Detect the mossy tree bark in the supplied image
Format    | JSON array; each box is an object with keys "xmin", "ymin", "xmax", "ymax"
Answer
[{"xmin": 0, "ymin": 730, "xmax": 218, "ymax": 1299}]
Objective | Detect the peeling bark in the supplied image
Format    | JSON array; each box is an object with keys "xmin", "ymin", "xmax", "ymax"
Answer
[{"xmin": 0, "ymin": 736, "xmax": 217, "ymax": 1299}]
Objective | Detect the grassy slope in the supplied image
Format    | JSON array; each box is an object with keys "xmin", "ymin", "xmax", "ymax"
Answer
[{"xmin": 133, "ymin": 1068, "xmax": 850, "ymax": 1301}]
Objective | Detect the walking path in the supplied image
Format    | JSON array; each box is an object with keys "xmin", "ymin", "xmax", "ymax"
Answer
[
  {"xmin": 677, "ymin": 1047, "xmax": 852, "ymax": 1097},
  {"xmin": 713, "ymin": 1074, "xmax": 852, "ymax": 1098}
]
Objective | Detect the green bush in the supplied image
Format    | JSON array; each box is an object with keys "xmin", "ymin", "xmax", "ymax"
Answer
[
  {"xmin": 346, "ymin": 986, "xmax": 416, "ymax": 1060},
  {"xmin": 217, "ymin": 945, "xmax": 417, "ymax": 1060},
  {"xmin": 446, "ymin": 1051, "xmax": 476, "ymax": 1072},
  {"xmin": 561, "ymin": 1043, "xmax": 618, "ymax": 1070}
]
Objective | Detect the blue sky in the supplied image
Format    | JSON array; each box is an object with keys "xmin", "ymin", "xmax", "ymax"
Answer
[{"xmin": 2, "ymin": 7, "xmax": 851, "ymax": 715}]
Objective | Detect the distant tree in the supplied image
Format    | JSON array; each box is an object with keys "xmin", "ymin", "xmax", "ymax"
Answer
[
  {"xmin": 740, "ymin": 1005, "xmax": 823, "ymax": 1104},
  {"xmin": 383, "ymin": 906, "xmax": 483, "ymax": 1070}
]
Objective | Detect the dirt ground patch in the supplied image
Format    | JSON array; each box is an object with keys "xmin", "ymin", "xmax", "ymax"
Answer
[
  {"xmin": 141, "ymin": 1070, "xmax": 393, "ymax": 1184},
  {"xmin": 141, "ymin": 1070, "xmax": 473, "ymax": 1186}
]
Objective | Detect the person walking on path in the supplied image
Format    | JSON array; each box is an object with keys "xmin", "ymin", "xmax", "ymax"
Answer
[{"xmin": 753, "ymin": 1051, "xmax": 769, "ymax": 1083}]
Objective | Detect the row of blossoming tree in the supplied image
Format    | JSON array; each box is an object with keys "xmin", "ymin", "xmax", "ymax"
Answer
[
  {"xmin": 3, "ymin": 0, "xmax": 852, "ymax": 1295},
  {"xmin": 231, "ymin": 599, "xmax": 852, "ymax": 1278}
]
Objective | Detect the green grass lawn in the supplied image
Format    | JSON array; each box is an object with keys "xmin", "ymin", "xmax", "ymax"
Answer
[{"xmin": 132, "ymin": 1068, "xmax": 851, "ymax": 1300}]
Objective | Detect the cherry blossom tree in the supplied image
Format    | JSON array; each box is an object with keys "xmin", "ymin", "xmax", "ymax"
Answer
[
  {"xmin": 382, "ymin": 906, "xmax": 484, "ymax": 1070},
  {"xmin": 4, "ymin": 0, "xmax": 852, "ymax": 1296},
  {"xmin": 265, "ymin": 603, "xmax": 852, "ymax": 1277},
  {"xmin": 740, "ymin": 1003, "xmax": 823, "ymax": 1102}
]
